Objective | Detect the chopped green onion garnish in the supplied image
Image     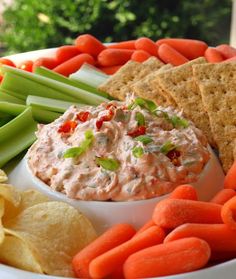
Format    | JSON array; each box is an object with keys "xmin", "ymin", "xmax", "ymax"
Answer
[
  {"xmin": 132, "ymin": 146, "xmax": 144, "ymax": 158},
  {"xmin": 160, "ymin": 141, "xmax": 176, "ymax": 155},
  {"xmin": 145, "ymin": 99, "xmax": 157, "ymax": 112},
  {"xmin": 128, "ymin": 97, "xmax": 157, "ymax": 113},
  {"xmin": 135, "ymin": 112, "xmax": 145, "ymax": 126},
  {"xmin": 155, "ymin": 109, "xmax": 189, "ymax": 128},
  {"xmin": 135, "ymin": 135, "xmax": 153, "ymax": 145},
  {"xmin": 63, "ymin": 129, "xmax": 94, "ymax": 158},
  {"xmin": 63, "ymin": 146, "xmax": 84, "ymax": 158},
  {"xmin": 170, "ymin": 115, "xmax": 189, "ymax": 128},
  {"xmin": 96, "ymin": 157, "xmax": 120, "ymax": 171},
  {"xmin": 134, "ymin": 97, "xmax": 146, "ymax": 107},
  {"xmin": 84, "ymin": 129, "xmax": 94, "ymax": 141}
]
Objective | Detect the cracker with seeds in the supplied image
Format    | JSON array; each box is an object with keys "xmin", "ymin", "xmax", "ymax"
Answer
[
  {"xmin": 193, "ymin": 62, "xmax": 236, "ymax": 172},
  {"xmin": 98, "ymin": 57, "xmax": 164, "ymax": 100},
  {"xmin": 131, "ymin": 64, "xmax": 173, "ymax": 107},
  {"xmin": 154, "ymin": 57, "xmax": 215, "ymax": 146}
]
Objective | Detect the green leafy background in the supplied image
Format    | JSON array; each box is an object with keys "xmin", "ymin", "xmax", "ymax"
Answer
[{"xmin": 0, "ymin": 0, "xmax": 232, "ymax": 55}]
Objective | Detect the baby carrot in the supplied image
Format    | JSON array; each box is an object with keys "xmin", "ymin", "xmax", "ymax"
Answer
[
  {"xmin": 216, "ymin": 44, "xmax": 236, "ymax": 59},
  {"xmin": 221, "ymin": 196, "xmax": 236, "ymax": 230},
  {"xmin": 158, "ymin": 43, "xmax": 189, "ymax": 66},
  {"xmin": 156, "ymin": 38, "xmax": 208, "ymax": 59},
  {"xmin": 169, "ymin": 184, "xmax": 198, "ymax": 200},
  {"xmin": 135, "ymin": 186, "xmax": 197, "ymax": 237},
  {"xmin": 164, "ymin": 223, "xmax": 236, "ymax": 252},
  {"xmin": 210, "ymin": 189, "xmax": 236, "ymax": 205},
  {"xmin": 152, "ymin": 198, "xmax": 222, "ymax": 229},
  {"xmin": 135, "ymin": 220, "xmax": 156, "ymax": 235},
  {"xmin": 56, "ymin": 45, "xmax": 81, "ymax": 63},
  {"xmin": 204, "ymin": 47, "xmax": 224, "ymax": 63},
  {"xmin": 75, "ymin": 34, "xmax": 106, "ymax": 57},
  {"xmin": 131, "ymin": 50, "xmax": 151, "ymax": 62},
  {"xmin": 33, "ymin": 57, "xmax": 59, "ymax": 71},
  {"xmin": 224, "ymin": 161, "xmax": 236, "ymax": 190},
  {"xmin": 72, "ymin": 223, "xmax": 136, "ymax": 278},
  {"xmin": 89, "ymin": 226, "xmax": 165, "ymax": 278},
  {"xmin": 98, "ymin": 65, "xmax": 122, "ymax": 75},
  {"xmin": 107, "ymin": 40, "xmax": 136, "ymax": 50},
  {"xmin": 97, "ymin": 49, "xmax": 134, "ymax": 67},
  {"xmin": 135, "ymin": 37, "xmax": 158, "ymax": 56},
  {"xmin": 53, "ymin": 53, "xmax": 95, "ymax": 76},
  {"xmin": 123, "ymin": 237, "xmax": 211, "ymax": 279}
]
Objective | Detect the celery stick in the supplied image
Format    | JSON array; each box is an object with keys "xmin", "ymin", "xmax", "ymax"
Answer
[
  {"xmin": 0, "ymin": 102, "xmax": 26, "ymax": 116},
  {"xmin": 1, "ymin": 72, "xmax": 79, "ymax": 102},
  {"xmin": 0, "ymin": 90, "xmax": 25, "ymax": 104},
  {"xmin": 70, "ymin": 63, "xmax": 109, "ymax": 88},
  {"xmin": 0, "ymin": 107, "xmax": 37, "ymax": 168},
  {"xmin": 2, "ymin": 66, "xmax": 109, "ymax": 105},
  {"xmin": 31, "ymin": 107, "xmax": 61, "ymax": 123},
  {"xmin": 0, "ymin": 116, "xmax": 13, "ymax": 127},
  {"xmin": 26, "ymin": 95, "xmax": 83, "ymax": 113},
  {"xmin": 35, "ymin": 66, "xmax": 110, "ymax": 99}
]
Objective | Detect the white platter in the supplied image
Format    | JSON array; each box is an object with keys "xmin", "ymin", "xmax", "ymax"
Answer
[{"xmin": 2, "ymin": 48, "xmax": 236, "ymax": 279}]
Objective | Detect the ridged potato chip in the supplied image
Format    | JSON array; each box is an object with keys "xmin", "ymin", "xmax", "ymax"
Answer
[
  {"xmin": 0, "ymin": 184, "xmax": 21, "ymax": 222},
  {"xmin": 3, "ymin": 201, "xmax": 97, "ymax": 276},
  {"xmin": 18, "ymin": 189, "xmax": 49, "ymax": 212},
  {"xmin": 0, "ymin": 233, "xmax": 43, "ymax": 273}
]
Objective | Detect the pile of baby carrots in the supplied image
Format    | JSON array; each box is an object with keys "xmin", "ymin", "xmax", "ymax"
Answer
[
  {"xmin": 72, "ymin": 160, "xmax": 236, "ymax": 279},
  {"xmin": 1, "ymin": 34, "xmax": 236, "ymax": 80}
]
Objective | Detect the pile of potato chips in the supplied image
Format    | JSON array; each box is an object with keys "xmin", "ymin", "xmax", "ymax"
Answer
[{"xmin": 0, "ymin": 169, "xmax": 97, "ymax": 277}]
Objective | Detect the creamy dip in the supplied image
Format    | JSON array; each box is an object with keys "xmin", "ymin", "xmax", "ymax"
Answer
[{"xmin": 28, "ymin": 98, "xmax": 210, "ymax": 201}]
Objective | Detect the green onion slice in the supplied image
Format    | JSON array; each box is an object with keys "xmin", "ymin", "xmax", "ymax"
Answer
[
  {"xmin": 160, "ymin": 141, "xmax": 176, "ymax": 155},
  {"xmin": 155, "ymin": 109, "xmax": 189, "ymax": 128},
  {"xmin": 135, "ymin": 135, "xmax": 153, "ymax": 145},
  {"xmin": 63, "ymin": 129, "xmax": 94, "ymax": 158},
  {"xmin": 135, "ymin": 111, "xmax": 145, "ymax": 126},
  {"xmin": 132, "ymin": 146, "xmax": 144, "ymax": 158},
  {"xmin": 170, "ymin": 115, "xmax": 189, "ymax": 128},
  {"xmin": 96, "ymin": 157, "xmax": 120, "ymax": 171},
  {"xmin": 128, "ymin": 97, "xmax": 157, "ymax": 113}
]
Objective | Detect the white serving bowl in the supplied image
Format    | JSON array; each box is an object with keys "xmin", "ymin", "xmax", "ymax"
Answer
[{"xmin": 8, "ymin": 147, "xmax": 224, "ymax": 233}]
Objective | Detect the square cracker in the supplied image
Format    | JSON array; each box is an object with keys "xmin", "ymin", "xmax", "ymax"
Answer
[
  {"xmin": 98, "ymin": 57, "xmax": 164, "ymax": 100},
  {"xmin": 193, "ymin": 62, "xmax": 236, "ymax": 172},
  {"xmin": 131, "ymin": 64, "xmax": 174, "ymax": 107},
  {"xmin": 155, "ymin": 57, "xmax": 215, "ymax": 147}
]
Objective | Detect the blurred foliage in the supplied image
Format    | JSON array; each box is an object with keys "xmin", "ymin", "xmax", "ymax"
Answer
[{"xmin": 0, "ymin": 0, "xmax": 232, "ymax": 55}]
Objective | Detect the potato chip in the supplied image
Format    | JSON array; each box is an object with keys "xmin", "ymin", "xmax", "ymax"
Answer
[
  {"xmin": 0, "ymin": 232, "xmax": 43, "ymax": 274},
  {"xmin": 4, "ymin": 201, "xmax": 97, "ymax": 276},
  {"xmin": 0, "ymin": 169, "xmax": 7, "ymax": 183},
  {"xmin": 0, "ymin": 184, "xmax": 21, "ymax": 207},
  {"xmin": 0, "ymin": 184, "xmax": 21, "ymax": 222},
  {"xmin": 19, "ymin": 189, "xmax": 49, "ymax": 212},
  {"xmin": 0, "ymin": 189, "xmax": 48, "ymax": 223}
]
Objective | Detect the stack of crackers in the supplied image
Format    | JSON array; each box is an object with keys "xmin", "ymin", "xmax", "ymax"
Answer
[{"xmin": 99, "ymin": 57, "xmax": 236, "ymax": 173}]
